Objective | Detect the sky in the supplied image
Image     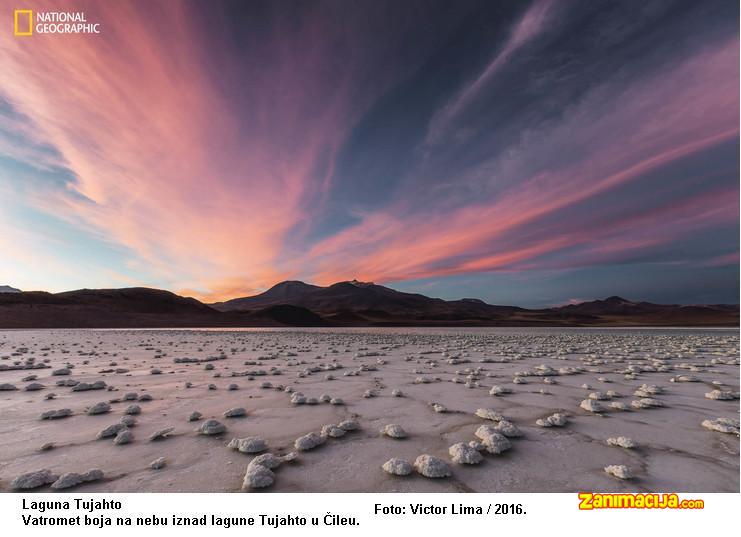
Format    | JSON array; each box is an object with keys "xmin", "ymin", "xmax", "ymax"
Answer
[{"xmin": 0, "ymin": 0, "xmax": 738, "ymax": 307}]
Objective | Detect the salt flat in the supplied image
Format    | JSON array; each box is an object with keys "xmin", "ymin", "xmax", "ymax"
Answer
[{"xmin": 0, "ymin": 328, "xmax": 738, "ymax": 493}]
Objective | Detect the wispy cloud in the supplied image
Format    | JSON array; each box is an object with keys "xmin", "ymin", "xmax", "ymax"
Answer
[{"xmin": 0, "ymin": 1, "xmax": 737, "ymax": 303}]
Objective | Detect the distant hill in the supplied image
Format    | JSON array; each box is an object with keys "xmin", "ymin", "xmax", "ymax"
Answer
[
  {"xmin": 549, "ymin": 296, "xmax": 739, "ymax": 326},
  {"xmin": 211, "ymin": 280, "xmax": 737, "ymax": 327},
  {"xmin": 212, "ymin": 279, "xmax": 523, "ymax": 320},
  {"xmin": 0, "ymin": 285, "xmax": 21, "ymax": 293},
  {"xmin": 0, "ymin": 283, "xmax": 736, "ymax": 328},
  {"xmin": 0, "ymin": 287, "xmax": 325, "ymax": 328}
]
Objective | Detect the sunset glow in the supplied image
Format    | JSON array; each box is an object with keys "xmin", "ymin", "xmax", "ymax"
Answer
[{"xmin": 1, "ymin": 0, "xmax": 738, "ymax": 306}]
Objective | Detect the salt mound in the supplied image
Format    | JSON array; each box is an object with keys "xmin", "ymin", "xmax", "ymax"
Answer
[
  {"xmin": 223, "ymin": 407, "xmax": 247, "ymax": 418},
  {"xmin": 120, "ymin": 415, "xmax": 136, "ymax": 427},
  {"xmin": 114, "ymin": 429, "xmax": 133, "ymax": 445},
  {"xmin": 414, "ymin": 454, "xmax": 451, "ymax": 478},
  {"xmin": 381, "ymin": 424, "xmax": 407, "ymax": 439},
  {"xmin": 607, "ymin": 436, "xmax": 637, "ymax": 448},
  {"xmin": 280, "ymin": 452, "xmax": 299, "ymax": 463},
  {"xmin": 448, "ymin": 442, "xmax": 483, "ymax": 465},
  {"xmin": 536, "ymin": 413, "xmax": 567, "ymax": 427},
  {"xmin": 705, "ymin": 390, "xmax": 738, "ymax": 401},
  {"xmin": 468, "ymin": 440, "xmax": 486, "ymax": 451},
  {"xmin": 197, "ymin": 419, "xmax": 226, "ymax": 435},
  {"xmin": 294, "ymin": 432, "xmax": 325, "ymax": 451},
  {"xmin": 149, "ymin": 457, "xmax": 166, "ymax": 470},
  {"xmin": 124, "ymin": 404, "xmax": 141, "ymax": 415},
  {"xmin": 671, "ymin": 375, "xmax": 700, "ymax": 382},
  {"xmin": 87, "ymin": 402, "xmax": 111, "ymax": 415},
  {"xmin": 494, "ymin": 420, "xmax": 522, "ymax": 437},
  {"xmin": 382, "ymin": 458, "xmax": 412, "ymax": 476},
  {"xmin": 474, "ymin": 425, "xmax": 512, "ymax": 454},
  {"xmin": 72, "ymin": 380, "xmax": 106, "ymax": 392},
  {"xmin": 251, "ymin": 453, "xmax": 283, "ymax": 469},
  {"xmin": 10, "ymin": 469, "xmax": 58, "ymax": 490},
  {"xmin": 97, "ymin": 423, "xmax": 127, "ymax": 439},
  {"xmin": 338, "ymin": 419, "xmax": 359, "ymax": 431},
  {"xmin": 242, "ymin": 463, "xmax": 275, "ymax": 489},
  {"xmin": 701, "ymin": 417, "xmax": 739, "ymax": 435},
  {"xmin": 634, "ymin": 384, "xmax": 662, "ymax": 397},
  {"xmin": 228, "ymin": 437, "xmax": 268, "ymax": 453},
  {"xmin": 604, "ymin": 464, "xmax": 632, "ymax": 479},
  {"xmin": 630, "ymin": 398, "xmax": 664, "ymax": 409},
  {"xmin": 50, "ymin": 469, "xmax": 104, "ymax": 490},
  {"xmin": 580, "ymin": 399, "xmax": 604, "ymax": 413},
  {"xmin": 148, "ymin": 427, "xmax": 175, "ymax": 441},
  {"xmin": 475, "ymin": 408, "xmax": 503, "ymax": 421},
  {"xmin": 321, "ymin": 424, "xmax": 346, "ymax": 438},
  {"xmin": 40, "ymin": 408, "xmax": 72, "ymax": 420}
]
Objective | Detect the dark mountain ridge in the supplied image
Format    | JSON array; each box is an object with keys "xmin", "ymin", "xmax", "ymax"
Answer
[
  {"xmin": 0, "ymin": 287, "xmax": 325, "ymax": 328},
  {"xmin": 0, "ymin": 282, "xmax": 736, "ymax": 328},
  {"xmin": 208, "ymin": 281, "xmax": 738, "ymax": 326},
  {"xmin": 212, "ymin": 279, "xmax": 523, "ymax": 317},
  {"xmin": 0, "ymin": 285, "xmax": 21, "ymax": 293}
]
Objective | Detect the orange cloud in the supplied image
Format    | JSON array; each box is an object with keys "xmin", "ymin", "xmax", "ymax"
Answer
[
  {"xmin": 0, "ymin": 3, "xmax": 737, "ymax": 301},
  {"xmin": 0, "ymin": 1, "xmax": 358, "ymax": 296}
]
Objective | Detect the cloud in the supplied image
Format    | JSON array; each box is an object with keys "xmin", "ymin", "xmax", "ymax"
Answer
[
  {"xmin": 0, "ymin": 0, "xmax": 380, "ymax": 298},
  {"xmin": 299, "ymin": 38, "xmax": 739, "ymax": 284},
  {"xmin": 0, "ymin": 1, "xmax": 737, "ymax": 302},
  {"xmin": 425, "ymin": 0, "xmax": 556, "ymax": 145}
]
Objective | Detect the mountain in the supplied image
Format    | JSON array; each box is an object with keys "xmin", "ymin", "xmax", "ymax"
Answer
[
  {"xmin": 555, "ymin": 296, "xmax": 649, "ymax": 315},
  {"xmin": 212, "ymin": 281, "xmax": 737, "ymax": 326},
  {"xmin": 550, "ymin": 296, "xmax": 739, "ymax": 326},
  {"xmin": 0, "ymin": 288, "xmax": 219, "ymax": 328},
  {"xmin": 0, "ymin": 285, "xmax": 21, "ymax": 293},
  {"xmin": 0, "ymin": 283, "xmax": 736, "ymax": 328},
  {"xmin": 213, "ymin": 279, "xmax": 523, "ymax": 321},
  {"xmin": 212, "ymin": 280, "xmax": 321, "ymax": 311},
  {"xmin": 0, "ymin": 287, "xmax": 325, "ymax": 328}
]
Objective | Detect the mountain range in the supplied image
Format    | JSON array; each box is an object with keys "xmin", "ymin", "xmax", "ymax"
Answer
[
  {"xmin": 0, "ymin": 285, "xmax": 21, "ymax": 293},
  {"xmin": 0, "ymin": 280, "xmax": 737, "ymax": 328}
]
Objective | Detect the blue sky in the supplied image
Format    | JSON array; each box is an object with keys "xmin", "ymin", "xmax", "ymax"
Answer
[{"xmin": 0, "ymin": 0, "xmax": 738, "ymax": 306}]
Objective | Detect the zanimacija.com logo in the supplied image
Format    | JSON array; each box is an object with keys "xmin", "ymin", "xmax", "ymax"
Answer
[
  {"xmin": 14, "ymin": 9, "xmax": 101, "ymax": 36},
  {"xmin": 578, "ymin": 492, "xmax": 704, "ymax": 510}
]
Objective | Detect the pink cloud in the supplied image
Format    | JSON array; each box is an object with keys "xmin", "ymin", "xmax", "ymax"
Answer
[
  {"xmin": 0, "ymin": 3, "xmax": 736, "ymax": 300},
  {"xmin": 700, "ymin": 252, "xmax": 740, "ymax": 268},
  {"xmin": 0, "ymin": 1, "xmax": 388, "ymax": 299},
  {"xmin": 301, "ymin": 38, "xmax": 739, "ymax": 285}
]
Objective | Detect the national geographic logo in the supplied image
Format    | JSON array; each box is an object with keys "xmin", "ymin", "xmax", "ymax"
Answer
[
  {"xmin": 13, "ymin": 9, "xmax": 101, "ymax": 36},
  {"xmin": 13, "ymin": 9, "xmax": 32, "ymax": 35}
]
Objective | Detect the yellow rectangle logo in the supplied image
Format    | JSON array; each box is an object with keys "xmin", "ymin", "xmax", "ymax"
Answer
[{"xmin": 14, "ymin": 9, "xmax": 33, "ymax": 36}]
